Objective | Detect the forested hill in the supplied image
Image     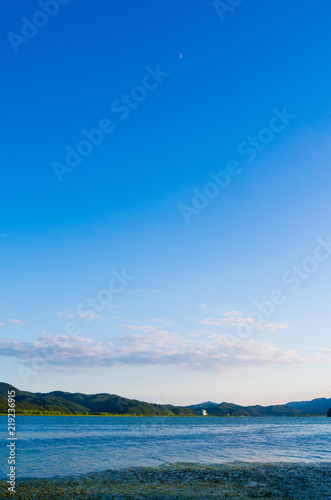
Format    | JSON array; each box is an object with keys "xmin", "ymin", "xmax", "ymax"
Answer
[
  {"xmin": 187, "ymin": 402, "xmax": 302, "ymax": 417},
  {"xmin": 0, "ymin": 383, "xmax": 194, "ymax": 416},
  {"xmin": 187, "ymin": 399, "xmax": 331, "ymax": 416},
  {"xmin": 1, "ymin": 383, "xmax": 329, "ymax": 416},
  {"xmin": 286, "ymin": 397, "xmax": 331, "ymax": 416}
]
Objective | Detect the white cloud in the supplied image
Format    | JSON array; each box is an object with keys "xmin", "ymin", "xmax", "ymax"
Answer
[
  {"xmin": 314, "ymin": 347, "xmax": 331, "ymax": 355},
  {"xmin": 0, "ymin": 328, "xmax": 311, "ymax": 373},
  {"xmin": 149, "ymin": 318, "xmax": 174, "ymax": 326},
  {"xmin": 200, "ymin": 310, "xmax": 289, "ymax": 332},
  {"xmin": 7, "ymin": 319, "xmax": 24, "ymax": 325},
  {"xmin": 119, "ymin": 324, "xmax": 171, "ymax": 335},
  {"xmin": 57, "ymin": 310, "xmax": 104, "ymax": 320}
]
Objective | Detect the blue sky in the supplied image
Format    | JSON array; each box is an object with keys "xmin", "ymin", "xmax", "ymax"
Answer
[{"xmin": 1, "ymin": 0, "xmax": 331, "ymax": 405}]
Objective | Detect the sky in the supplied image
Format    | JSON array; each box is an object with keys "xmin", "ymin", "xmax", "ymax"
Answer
[{"xmin": 1, "ymin": 0, "xmax": 331, "ymax": 406}]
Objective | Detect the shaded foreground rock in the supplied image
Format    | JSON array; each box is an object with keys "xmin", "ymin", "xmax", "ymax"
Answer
[{"xmin": 1, "ymin": 462, "xmax": 330, "ymax": 499}]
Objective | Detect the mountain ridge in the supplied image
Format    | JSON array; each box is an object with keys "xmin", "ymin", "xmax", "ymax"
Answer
[
  {"xmin": 186, "ymin": 397, "xmax": 331, "ymax": 416},
  {"xmin": 0, "ymin": 383, "xmax": 194, "ymax": 416},
  {"xmin": 0, "ymin": 383, "xmax": 330, "ymax": 416},
  {"xmin": 286, "ymin": 397, "xmax": 331, "ymax": 415}
]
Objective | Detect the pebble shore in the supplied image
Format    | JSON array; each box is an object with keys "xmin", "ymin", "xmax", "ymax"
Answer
[{"xmin": 1, "ymin": 462, "xmax": 330, "ymax": 499}]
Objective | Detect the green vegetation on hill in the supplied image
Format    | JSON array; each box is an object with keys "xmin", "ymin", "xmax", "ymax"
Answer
[
  {"xmin": 187, "ymin": 401, "xmax": 303, "ymax": 417},
  {"xmin": 188, "ymin": 398, "xmax": 331, "ymax": 416},
  {"xmin": 286, "ymin": 397, "xmax": 331, "ymax": 415},
  {"xmin": 0, "ymin": 383, "xmax": 194, "ymax": 416},
  {"xmin": 0, "ymin": 383, "xmax": 329, "ymax": 416},
  {"xmin": 186, "ymin": 401, "xmax": 218, "ymax": 410}
]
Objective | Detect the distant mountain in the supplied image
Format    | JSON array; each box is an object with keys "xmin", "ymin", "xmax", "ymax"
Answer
[
  {"xmin": 187, "ymin": 401, "xmax": 303, "ymax": 417},
  {"xmin": 286, "ymin": 400, "xmax": 310, "ymax": 409},
  {"xmin": 0, "ymin": 383, "xmax": 194, "ymax": 416},
  {"xmin": 186, "ymin": 401, "xmax": 219, "ymax": 410},
  {"xmin": 287, "ymin": 398, "xmax": 331, "ymax": 415},
  {"xmin": 187, "ymin": 396, "xmax": 331, "ymax": 416},
  {"xmin": 1, "ymin": 383, "xmax": 330, "ymax": 416}
]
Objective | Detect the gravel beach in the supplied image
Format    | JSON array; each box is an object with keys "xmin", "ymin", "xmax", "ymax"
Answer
[{"xmin": 1, "ymin": 462, "xmax": 330, "ymax": 499}]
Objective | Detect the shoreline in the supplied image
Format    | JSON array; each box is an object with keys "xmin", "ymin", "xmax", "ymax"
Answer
[
  {"xmin": 1, "ymin": 462, "xmax": 330, "ymax": 499},
  {"xmin": 0, "ymin": 413, "xmax": 327, "ymax": 417}
]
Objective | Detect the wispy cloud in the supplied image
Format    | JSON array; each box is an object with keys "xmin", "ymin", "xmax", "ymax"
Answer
[
  {"xmin": 57, "ymin": 310, "xmax": 104, "ymax": 320},
  {"xmin": 200, "ymin": 310, "xmax": 289, "ymax": 332},
  {"xmin": 7, "ymin": 319, "xmax": 24, "ymax": 325},
  {"xmin": 119, "ymin": 324, "xmax": 171, "ymax": 335},
  {"xmin": 0, "ymin": 328, "xmax": 312, "ymax": 372},
  {"xmin": 314, "ymin": 347, "xmax": 331, "ymax": 355},
  {"xmin": 149, "ymin": 318, "xmax": 174, "ymax": 326}
]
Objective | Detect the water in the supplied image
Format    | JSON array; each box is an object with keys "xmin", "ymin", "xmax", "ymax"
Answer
[{"xmin": 1, "ymin": 416, "xmax": 330, "ymax": 478}]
